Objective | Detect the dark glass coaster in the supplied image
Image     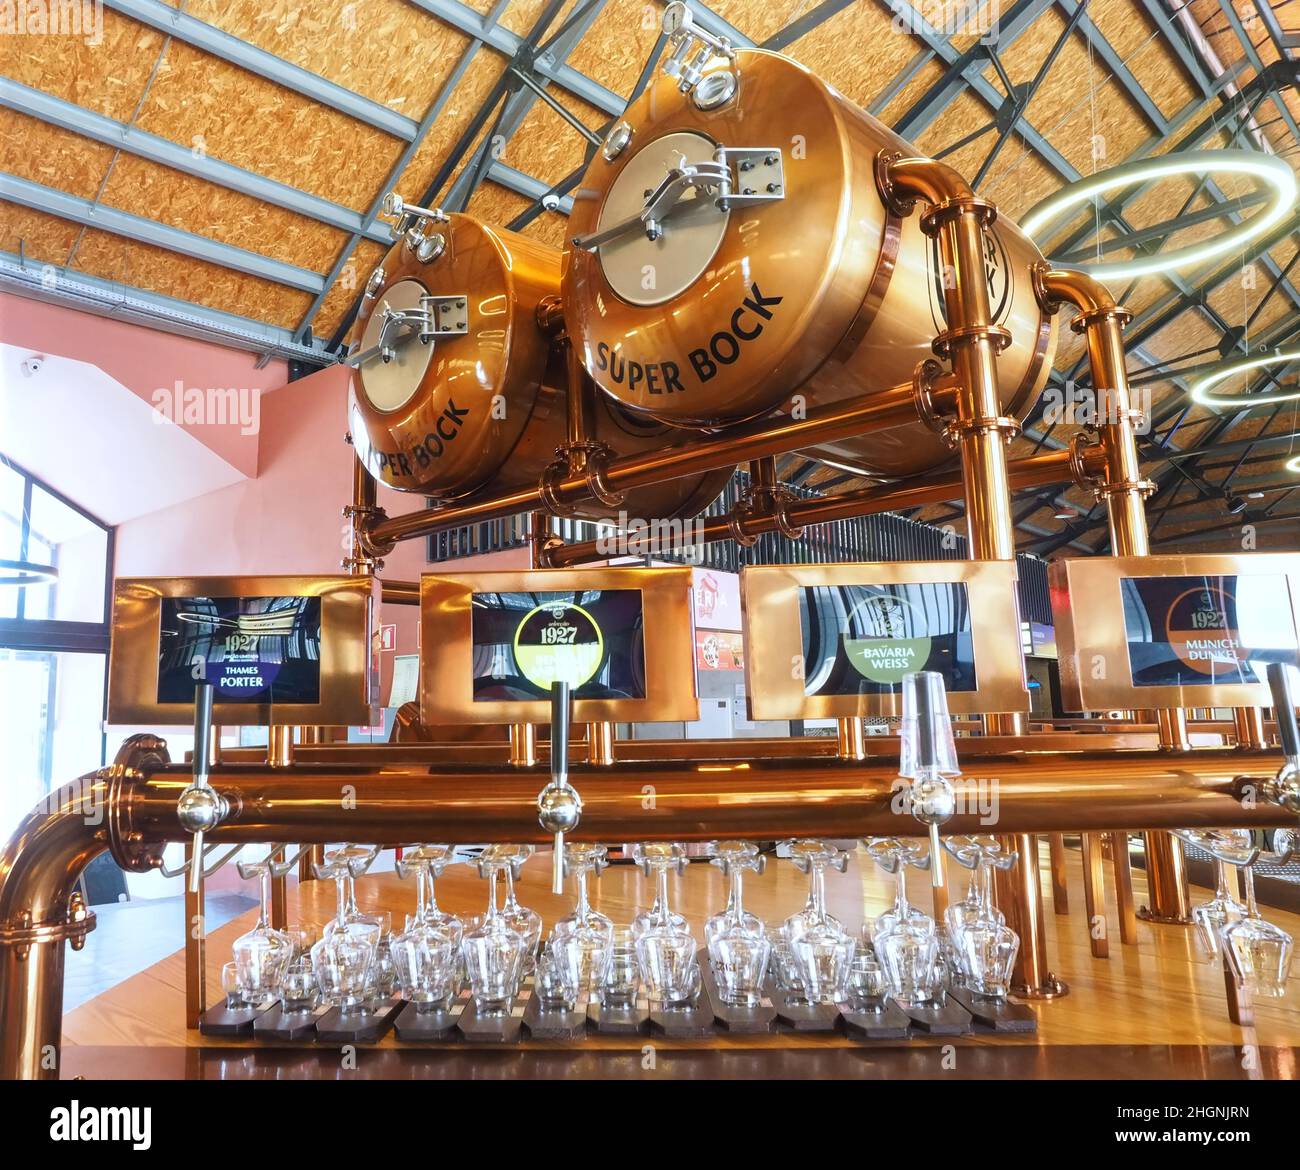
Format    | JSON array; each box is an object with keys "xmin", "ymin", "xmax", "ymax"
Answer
[
  {"xmin": 837, "ymin": 999, "xmax": 913, "ymax": 1040},
  {"xmin": 199, "ymin": 996, "xmax": 276, "ymax": 1037},
  {"xmin": 586, "ymin": 997, "xmax": 650, "ymax": 1035},
  {"xmin": 456, "ymin": 991, "xmax": 526, "ymax": 1043},
  {"xmin": 648, "ymin": 996, "xmax": 716, "ymax": 1038},
  {"xmin": 253, "ymin": 1002, "xmax": 327, "ymax": 1041},
  {"xmin": 393, "ymin": 999, "xmax": 461, "ymax": 1041},
  {"xmin": 767, "ymin": 979, "xmax": 842, "ymax": 1032},
  {"xmin": 897, "ymin": 995, "xmax": 973, "ymax": 1035},
  {"xmin": 948, "ymin": 987, "xmax": 1037, "ymax": 1033},
  {"xmin": 523, "ymin": 992, "xmax": 589, "ymax": 1040},
  {"xmin": 315, "ymin": 996, "xmax": 404, "ymax": 1044}
]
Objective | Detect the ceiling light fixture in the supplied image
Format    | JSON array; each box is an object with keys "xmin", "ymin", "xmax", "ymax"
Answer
[
  {"xmin": 0, "ymin": 559, "xmax": 58, "ymax": 587},
  {"xmin": 1288, "ymin": 454, "xmax": 1300, "ymax": 474},
  {"xmin": 1020, "ymin": 149, "xmax": 1297, "ymax": 282},
  {"xmin": 1189, "ymin": 349, "xmax": 1300, "ymax": 408}
]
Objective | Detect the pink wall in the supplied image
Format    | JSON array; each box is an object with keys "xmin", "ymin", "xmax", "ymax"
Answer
[
  {"xmin": 113, "ymin": 363, "xmax": 529, "ymax": 701},
  {"xmin": 0, "ymin": 294, "xmax": 288, "ymax": 477}
]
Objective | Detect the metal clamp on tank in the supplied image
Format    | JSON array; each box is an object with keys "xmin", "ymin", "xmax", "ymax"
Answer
[
  {"xmin": 175, "ymin": 683, "xmax": 229, "ymax": 894},
  {"xmin": 537, "ymin": 681, "xmax": 581, "ymax": 894},
  {"xmin": 1237, "ymin": 663, "xmax": 1300, "ymax": 816},
  {"xmin": 661, "ymin": 1, "xmax": 739, "ymax": 105},
  {"xmin": 571, "ymin": 143, "xmax": 784, "ymax": 252}
]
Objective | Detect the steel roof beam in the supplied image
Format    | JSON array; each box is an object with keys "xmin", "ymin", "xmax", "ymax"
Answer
[
  {"xmin": 1, "ymin": 172, "xmax": 325, "ymax": 292},
  {"xmin": 103, "ymin": 0, "xmax": 420, "ymax": 140},
  {"xmin": 0, "ymin": 78, "xmax": 394, "ymax": 246}
]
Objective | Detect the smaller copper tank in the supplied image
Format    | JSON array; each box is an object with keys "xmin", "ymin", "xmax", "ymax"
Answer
[{"xmin": 348, "ymin": 214, "xmax": 729, "ymax": 522}]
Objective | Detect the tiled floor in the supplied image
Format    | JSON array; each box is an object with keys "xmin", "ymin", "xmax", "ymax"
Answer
[{"xmin": 64, "ymin": 894, "xmax": 257, "ymax": 1011}]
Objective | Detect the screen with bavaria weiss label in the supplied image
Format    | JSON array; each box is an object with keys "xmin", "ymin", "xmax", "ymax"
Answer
[
  {"xmin": 1121, "ymin": 574, "xmax": 1300, "ymax": 687},
  {"xmin": 470, "ymin": 589, "xmax": 647, "ymax": 701},
  {"xmin": 157, "ymin": 596, "xmax": 322, "ymax": 703},
  {"xmin": 798, "ymin": 582, "xmax": 976, "ymax": 697}
]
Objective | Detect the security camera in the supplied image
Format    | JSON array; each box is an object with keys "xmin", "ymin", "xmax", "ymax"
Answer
[{"xmin": 20, "ymin": 356, "xmax": 44, "ymax": 378}]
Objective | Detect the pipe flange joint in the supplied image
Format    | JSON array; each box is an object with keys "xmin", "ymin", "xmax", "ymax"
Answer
[
  {"xmin": 581, "ymin": 445, "xmax": 626, "ymax": 509},
  {"xmin": 1029, "ymin": 261, "xmax": 1062, "ymax": 317},
  {"xmin": 931, "ymin": 324, "xmax": 1013, "ymax": 360},
  {"xmin": 539, "ymin": 458, "xmax": 582, "ymax": 518},
  {"xmin": 1, "ymin": 894, "xmax": 96, "ymax": 959},
  {"xmin": 769, "ymin": 489, "xmax": 805, "ymax": 541},
  {"xmin": 919, "ymin": 196, "xmax": 998, "ymax": 234},
  {"xmin": 943, "ymin": 414, "xmax": 1022, "ymax": 446},
  {"xmin": 1095, "ymin": 476, "xmax": 1157, "ymax": 501},
  {"xmin": 1069, "ymin": 428, "xmax": 1105, "ymax": 494},
  {"xmin": 728, "ymin": 495, "xmax": 763, "ymax": 548},
  {"xmin": 104, "ymin": 734, "xmax": 171, "ymax": 875},
  {"xmin": 1070, "ymin": 305, "xmax": 1132, "ymax": 335},
  {"xmin": 874, "ymin": 150, "xmax": 916, "ymax": 218},
  {"xmin": 344, "ymin": 503, "xmax": 395, "ymax": 564},
  {"xmin": 913, "ymin": 358, "xmax": 959, "ymax": 449}
]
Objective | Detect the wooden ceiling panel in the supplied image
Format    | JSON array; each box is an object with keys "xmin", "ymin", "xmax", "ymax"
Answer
[
  {"xmin": 500, "ymin": 91, "xmax": 606, "ymax": 186},
  {"xmin": 2, "ymin": 8, "xmax": 164, "ymax": 122},
  {"xmin": 565, "ymin": 0, "xmax": 666, "ymax": 95},
  {"xmin": 68, "ymin": 223, "xmax": 313, "ymax": 327},
  {"xmin": 707, "ymin": 0, "xmax": 806, "ymax": 44},
  {"xmin": 1088, "ymin": 0, "xmax": 1200, "ymax": 120},
  {"xmin": 176, "ymin": 0, "xmax": 473, "ymax": 113},
  {"xmin": 98, "ymin": 154, "xmax": 347, "ymax": 272},
  {"xmin": 0, "ymin": 111, "xmax": 115, "ymax": 200},
  {"xmin": 132, "ymin": 41, "xmax": 406, "ymax": 212},
  {"xmin": 0, "ymin": 203, "xmax": 82, "ymax": 263},
  {"xmin": 313, "ymin": 238, "xmax": 390, "ymax": 340}
]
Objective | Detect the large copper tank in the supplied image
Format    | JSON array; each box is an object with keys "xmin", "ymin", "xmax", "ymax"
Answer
[
  {"xmin": 349, "ymin": 214, "xmax": 729, "ymax": 519},
  {"xmin": 563, "ymin": 49, "xmax": 1058, "ymax": 479}
]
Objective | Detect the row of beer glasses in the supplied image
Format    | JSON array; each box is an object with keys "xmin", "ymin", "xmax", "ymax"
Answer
[{"xmin": 1174, "ymin": 828, "xmax": 1295, "ymax": 998}]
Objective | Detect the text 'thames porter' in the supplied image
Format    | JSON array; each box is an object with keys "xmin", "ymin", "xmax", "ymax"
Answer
[{"xmin": 592, "ymin": 284, "xmax": 784, "ymax": 395}]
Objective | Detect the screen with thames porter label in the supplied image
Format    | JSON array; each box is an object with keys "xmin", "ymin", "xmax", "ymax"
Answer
[
  {"xmin": 157, "ymin": 596, "xmax": 322, "ymax": 704},
  {"xmin": 1121, "ymin": 574, "xmax": 1300, "ymax": 687},
  {"xmin": 798, "ymin": 582, "xmax": 976, "ymax": 697},
  {"xmin": 470, "ymin": 589, "xmax": 647, "ymax": 701}
]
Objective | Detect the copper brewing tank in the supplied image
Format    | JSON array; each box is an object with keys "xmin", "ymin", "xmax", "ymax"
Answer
[
  {"xmin": 562, "ymin": 49, "xmax": 1059, "ymax": 479},
  {"xmin": 348, "ymin": 214, "xmax": 729, "ymax": 519}
]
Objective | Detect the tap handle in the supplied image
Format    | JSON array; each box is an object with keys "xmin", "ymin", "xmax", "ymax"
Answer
[
  {"xmin": 1267, "ymin": 663, "xmax": 1300, "ymax": 764},
  {"xmin": 193, "ymin": 682, "xmax": 214, "ymax": 787},
  {"xmin": 551, "ymin": 681, "xmax": 571, "ymax": 787}
]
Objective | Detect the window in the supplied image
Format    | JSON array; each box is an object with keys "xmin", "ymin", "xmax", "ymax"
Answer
[{"xmin": 0, "ymin": 459, "xmax": 112, "ymax": 841}]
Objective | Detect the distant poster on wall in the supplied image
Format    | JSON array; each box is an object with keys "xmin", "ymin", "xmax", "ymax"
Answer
[
  {"xmin": 692, "ymin": 568, "xmax": 742, "ymax": 632},
  {"xmin": 696, "ymin": 629, "xmax": 744, "ymax": 671},
  {"xmin": 157, "ymin": 595, "xmax": 322, "ymax": 703},
  {"xmin": 799, "ymin": 581, "xmax": 977, "ymax": 697},
  {"xmin": 1122, "ymin": 574, "xmax": 1300, "ymax": 687}
]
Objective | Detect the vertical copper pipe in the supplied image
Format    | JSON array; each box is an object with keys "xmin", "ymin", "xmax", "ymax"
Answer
[
  {"xmin": 1233, "ymin": 707, "xmax": 1268, "ymax": 750},
  {"xmin": 270, "ymin": 846, "xmax": 287, "ymax": 932},
  {"xmin": 268, "ymin": 725, "xmax": 294, "ymax": 769},
  {"xmin": 836, "ymin": 716, "xmax": 867, "ymax": 762},
  {"xmin": 1048, "ymin": 833, "xmax": 1070, "ymax": 914},
  {"xmin": 1080, "ymin": 831, "xmax": 1109, "ymax": 958},
  {"xmin": 510, "ymin": 723, "xmax": 539, "ymax": 768},
  {"xmin": 890, "ymin": 157, "xmax": 1058, "ymax": 996},
  {"xmin": 1142, "ymin": 710, "xmax": 1193, "ymax": 923},
  {"xmin": 184, "ymin": 839, "xmax": 206, "ymax": 1029},
  {"xmin": 587, "ymin": 721, "xmax": 615, "ymax": 767}
]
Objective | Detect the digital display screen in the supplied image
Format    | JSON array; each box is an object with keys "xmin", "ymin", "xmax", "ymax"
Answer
[
  {"xmin": 470, "ymin": 589, "xmax": 647, "ymax": 701},
  {"xmin": 158, "ymin": 596, "xmax": 322, "ymax": 704},
  {"xmin": 798, "ymin": 582, "xmax": 976, "ymax": 697},
  {"xmin": 1121, "ymin": 574, "xmax": 1300, "ymax": 687}
]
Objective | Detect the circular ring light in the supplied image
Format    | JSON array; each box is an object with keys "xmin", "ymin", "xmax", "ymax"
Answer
[
  {"xmin": 1189, "ymin": 349, "xmax": 1300, "ymax": 408},
  {"xmin": 1287, "ymin": 454, "xmax": 1300, "ymax": 474},
  {"xmin": 1020, "ymin": 149, "xmax": 1297, "ymax": 281},
  {"xmin": 0, "ymin": 558, "xmax": 58, "ymax": 587}
]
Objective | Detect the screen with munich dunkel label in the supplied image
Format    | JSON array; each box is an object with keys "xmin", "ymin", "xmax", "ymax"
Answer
[
  {"xmin": 798, "ymin": 582, "xmax": 976, "ymax": 697},
  {"xmin": 1121, "ymin": 574, "xmax": 1300, "ymax": 687},
  {"xmin": 470, "ymin": 589, "xmax": 647, "ymax": 701},
  {"xmin": 157, "ymin": 596, "xmax": 323, "ymax": 703}
]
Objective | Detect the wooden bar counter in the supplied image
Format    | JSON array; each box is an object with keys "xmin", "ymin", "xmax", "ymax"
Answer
[{"xmin": 60, "ymin": 844, "xmax": 1300, "ymax": 1079}]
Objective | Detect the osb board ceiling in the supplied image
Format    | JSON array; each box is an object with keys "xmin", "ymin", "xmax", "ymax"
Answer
[{"xmin": 2, "ymin": 0, "xmax": 1299, "ymax": 552}]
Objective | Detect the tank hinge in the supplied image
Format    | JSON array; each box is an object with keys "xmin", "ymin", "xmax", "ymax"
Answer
[
  {"xmin": 571, "ymin": 146, "xmax": 783, "ymax": 253},
  {"xmin": 345, "ymin": 295, "xmax": 468, "ymax": 368}
]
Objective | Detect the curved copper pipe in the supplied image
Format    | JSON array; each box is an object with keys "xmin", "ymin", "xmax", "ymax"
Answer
[{"xmin": 886, "ymin": 156, "xmax": 976, "ymax": 206}]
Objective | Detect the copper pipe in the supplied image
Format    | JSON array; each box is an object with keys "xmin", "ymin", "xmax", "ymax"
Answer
[
  {"xmin": 836, "ymin": 717, "xmax": 867, "ymax": 762},
  {"xmin": 268, "ymin": 725, "xmax": 294, "ymax": 769},
  {"xmin": 1233, "ymin": 707, "xmax": 1268, "ymax": 750},
  {"xmin": 1048, "ymin": 832, "xmax": 1069, "ymax": 915},
  {"xmin": 548, "ymin": 448, "xmax": 1082, "ymax": 568},
  {"xmin": 184, "ymin": 840, "xmax": 205, "ymax": 1029},
  {"xmin": 365, "ymin": 381, "xmax": 921, "ymax": 549},
  {"xmin": 587, "ymin": 721, "xmax": 615, "ymax": 767},
  {"xmin": 509, "ymin": 723, "xmax": 539, "ymax": 768}
]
